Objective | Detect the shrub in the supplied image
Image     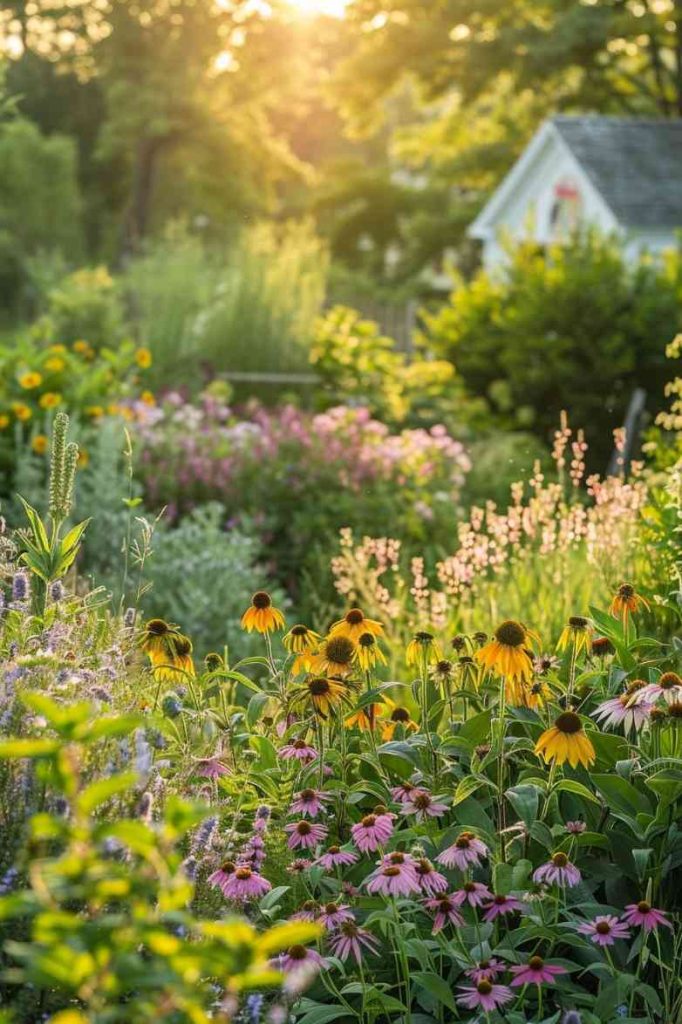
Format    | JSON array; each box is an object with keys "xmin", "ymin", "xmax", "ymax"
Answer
[{"xmin": 31, "ymin": 266, "xmax": 127, "ymax": 350}]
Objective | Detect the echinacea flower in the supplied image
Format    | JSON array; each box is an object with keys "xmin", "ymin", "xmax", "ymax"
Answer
[
  {"xmin": 557, "ymin": 616, "xmax": 593, "ymax": 656},
  {"xmin": 621, "ymin": 900, "xmax": 673, "ymax": 932},
  {"xmin": 329, "ymin": 608, "xmax": 384, "ymax": 643},
  {"xmin": 290, "ymin": 788, "xmax": 332, "ymax": 818},
  {"xmin": 355, "ymin": 631, "xmax": 388, "ymax": 670},
  {"xmin": 351, "ymin": 812, "xmax": 393, "ymax": 853},
  {"xmin": 535, "ymin": 711, "xmax": 596, "ymax": 768},
  {"xmin": 314, "ymin": 845, "xmax": 359, "ymax": 870},
  {"xmin": 222, "ymin": 865, "xmax": 272, "ymax": 901},
  {"xmin": 452, "ymin": 880, "xmax": 493, "ymax": 907},
  {"xmin": 475, "ymin": 620, "xmax": 538, "ymax": 683},
  {"xmin": 482, "ymin": 893, "xmax": 525, "ymax": 921},
  {"xmin": 241, "ymin": 591, "xmax": 285, "ymax": 634},
  {"xmin": 402, "ymin": 790, "xmax": 449, "ymax": 821},
  {"xmin": 406, "ymin": 631, "xmax": 442, "ymax": 667},
  {"xmin": 437, "ymin": 831, "xmax": 489, "ymax": 871},
  {"xmin": 533, "ymin": 852, "xmax": 581, "ymax": 888},
  {"xmin": 311, "ymin": 636, "xmax": 357, "ymax": 678},
  {"xmin": 577, "ymin": 914, "xmax": 631, "ymax": 946},
  {"xmin": 379, "ymin": 698, "xmax": 419, "ymax": 741},
  {"xmin": 141, "ymin": 617, "xmax": 182, "ymax": 658},
  {"xmin": 456, "ymin": 980, "xmax": 513, "ymax": 1012},
  {"xmin": 610, "ymin": 582, "xmax": 649, "ymax": 621},
  {"xmin": 534, "ymin": 652, "xmax": 561, "ymax": 675},
  {"xmin": 277, "ymin": 945, "xmax": 326, "ymax": 975},
  {"xmin": 414, "ymin": 857, "xmax": 448, "ymax": 895},
  {"xmin": 510, "ymin": 956, "xmax": 567, "ymax": 987},
  {"xmin": 565, "ymin": 820, "xmax": 587, "ymax": 835},
  {"xmin": 390, "ymin": 781, "xmax": 419, "ymax": 803},
  {"xmin": 194, "ymin": 756, "xmax": 231, "ymax": 780},
  {"xmin": 207, "ymin": 860, "xmax": 237, "ymax": 893},
  {"xmin": 630, "ymin": 672, "xmax": 682, "ymax": 706},
  {"xmin": 328, "ymin": 920, "xmax": 380, "ymax": 963},
  {"xmin": 465, "ymin": 958, "xmax": 506, "ymax": 983},
  {"xmin": 317, "ymin": 902, "xmax": 354, "ymax": 929},
  {"xmin": 279, "ymin": 739, "xmax": 318, "ymax": 762},
  {"xmin": 285, "ymin": 820, "xmax": 328, "ymax": 850},
  {"xmin": 593, "ymin": 692, "xmax": 653, "ymax": 733},
  {"xmin": 366, "ymin": 853, "xmax": 419, "ymax": 897},
  {"xmin": 291, "ymin": 900, "xmax": 319, "ymax": 921},
  {"xmin": 295, "ymin": 676, "xmax": 349, "ymax": 719},
  {"xmin": 430, "ymin": 659, "xmax": 455, "ymax": 685},
  {"xmin": 423, "ymin": 894, "xmax": 465, "ymax": 933}
]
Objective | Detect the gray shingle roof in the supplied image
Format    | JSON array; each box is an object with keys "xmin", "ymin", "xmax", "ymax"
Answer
[{"xmin": 551, "ymin": 116, "xmax": 682, "ymax": 229}]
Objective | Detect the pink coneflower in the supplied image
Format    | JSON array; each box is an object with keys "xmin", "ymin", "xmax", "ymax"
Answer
[
  {"xmin": 629, "ymin": 672, "xmax": 682, "ymax": 706},
  {"xmin": 287, "ymin": 858, "xmax": 312, "ymax": 874},
  {"xmin": 222, "ymin": 865, "xmax": 272, "ymax": 901},
  {"xmin": 565, "ymin": 820, "xmax": 586, "ymax": 834},
  {"xmin": 423, "ymin": 894, "xmax": 465, "ymax": 933},
  {"xmin": 414, "ymin": 858, "xmax": 448, "ymax": 895},
  {"xmin": 278, "ymin": 945, "xmax": 326, "ymax": 975},
  {"xmin": 456, "ymin": 980, "xmax": 513, "ymax": 1012},
  {"xmin": 391, "ymin": 781, "xmax": 419, "ymax": 803},
  {"xmin": 328, "ymin": 920, "xmax": 380, "ymax": 963},
  {"xmin": 285, "ymin": 820, "xmax": 328, "ymax": 850},
  {"xmin": 452, "ymin": 880, "xmax": 493, "ymax": 907},
  {"xmin": 290, "ymin": 788, "xmax": 332, "ymax": 818},
  {"xmin": 402, "ymin": 790, "xmax": 449, "ymax": 821},
  {"xmin": 592, "ymin": 694, "xmax": 652, "ymax": 733},
  {"xmin": 436, "ymin": 831, "xmax": 489, "ymax": 871},
  {"xmin": 207, "ymin": 859, "xmax": 236, "ymax": 893},
  {"xmin": 577, "ymin": 915, "xmax": 631, "ymax": 946},
  {"xmin": 482, "ymin": 893, "xmax": 524, "ymax": 922},
  {"xmin": 317, "ymin": 902, "xmax": 355, "ymax": 930},
  {"xmin": 194, "ymin": 756, "xmax": 231, "ymax": 779},
  {"xmin": 366, "ymin": 853, "xmax": 419, "ymax": 897},
  {"xmin": 465, "ymin": 958, "xmax": 505, "ymax": 983},
  {"xmin": 622, "ymin": 900, "xmax": 673, "ymax": 932},
  {"xmin": 351, "ymin": 813, "xmax": 393, "ymax": 853},
  {"xmin": 291, "ymin": 900, "xmax": 320, "ymax": 922},
  {"xmin": 533, "ymin": 852, "xmax": 581, "ymax": 887},
  {"xmin": 510, "ymin": 956, "xmax": 567, "ymax": 987},
  {"xmin": 314, "ymin": 845, "xmax": 359, "ymax": 870},
  {"xmin": 279, "ymin": 739, "xmax": 318, "ymax": 763}
]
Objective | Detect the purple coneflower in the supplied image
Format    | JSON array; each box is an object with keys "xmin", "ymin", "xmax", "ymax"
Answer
[
  {"xmin": 290, "ymin": 900, "xmax": 319, "ymax": 922},
  {"xmin": 465, "ymin": 958, "xmax": 505, "ymax": 983},
  {"xmin": 510, "ymin": 956, "xmax": 567, "ymax": 987},
  {"xmin": 622, "ymin": 900, "xmax": 673, "ymax": 932},
  {"xmin": 278, "ymin": 945, "xmax": 326, "ymax": 975},
  {"xmin": 290, "ymin": 788, "xmax": 331, "ymax": 818},
  {"xmin": 577, "ymin": 915, "xmax": 631, "ymax": 946},
  {"xmin": 287, "ymin": 858, "xmax": 312, "ymax": 874},
  {"xmin": 414, "ymin": 857, "xmax": 448, "ymax": 895},
  {"xmin": 317, "ymin": 902, "xmax": 354, "ymax": 929},
  {"xmin": 207, "ymin": 859, "xmax": 236, "ymax": 893},
  {"xmin": 436, "ymin": 831, "xmax": 489, "ymax": 871},
  {"xmin": 285, "ymin": 820, "xmax": 328, "ymax": 851},
  {"xmin": 328, "ymin": 920, "xmax": 379, "ymax": 963},
  {"xmin": 279, "ymin": 739, "xmax": 318, "ymax": 763},
  {"xmin": 423, "ymin": 894, "xmax": 465, "ymax": 933},
  {"xmin": 533, "ymin": 851, "xmax": 581, "ymax": 888},
  {"xmin": 194, "ymin": 756, "xmax": 231, "ymax": 780},
  {"xmin": 483, "ymin": 893, "xmax": 524, "ymax": 921},
  {"xmin": 366, "ymin": 854, "xmax": 419, "ymax": 898},
  {"xmin": 452, "ymin": 880, "xmax": 492, "ymax": 907},
  {"xmin": 351, "ymin": 813, "xmax": 393, "ymax": 853},
  {"xmin": 456, "ymin": 980, "xmax": 513, "ymax": 1012},
  {"xmin": 222, "ymin": 865, "xmax": 272, "ymax": 901},
  {"xmin": 629, "ymin": 672, "xmax": 682, "ymax": 706},
  {"xmin": 390, "ymin": 781, "xmax": 419, "ymax": 803},
  {"xmin": 402, "ymin": 790, "xmax": 449, "ymax": 821},
  {"xmin": 592, "ymin": 694, "xmax": 652, "ymax": 733},
  {"xmin": 314, "ymin": 845, "xmax": 358, "ymax": 870},
  {"xmin": 565, "ymin": 820, "xmax": 586, "ymax": 834}
]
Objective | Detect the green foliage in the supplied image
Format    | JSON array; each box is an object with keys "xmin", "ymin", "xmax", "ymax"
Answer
[
  {"xmin": 464, "ymin": 430, "xmax": 550, "ymax": 508},
  {"xmin": 425, "ymin": 233, "xmax": 682, "ymax": 462},
  {"xmin": 32, "ymin": 267, "xmax": 127, "ymax": 351}
]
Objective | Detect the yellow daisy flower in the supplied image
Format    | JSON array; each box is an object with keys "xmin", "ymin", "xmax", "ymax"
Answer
[
  {"xmin": 610, "ymin": 582, "xmax": 649, "ymax": 622},
  {"xmin": 295, "ymin": 676, "xmax": 349, "ymax": 719},
  {"xmin": 345, "ymin": 703, "xmax": 380, "ymax": 731},
  {"xmin": 141, "ymin": 618, "xmax": 183, "ymax": 658},
  {"xmin": 379, "ymin": 697, "xmax": 419, "ymax": 741},
  {"xmin": 0, "ymin": 414, "xmax": 10, "ymax": 430},
  {"xmin": 86, "ymin": 405, "xmax": 105, "ymax": 419},
  {"xmin": 406, "ymin": 630, "xmax": 442, "ymax": 667},
  {"xmin": 19, "ymin": 371, "xmax": 42, "ymax": 390},
  {"xmin": 31, "ymin": 434, "xmax": 48, "ymax": 455},
  {"xmin": 11, "ymin": 403, "xmax": 32, "ymax": 421},
  {"xmin": 329, "ymin": 607, "xmax": 384, "ymax": 643},
  {"xmin": 72, "ymin": 340, "xmax": 90, "ymax": 354},
  {"xmin": 283, "ymin": 624, "xmax": 322, "ymax": 674},
  {"xmin": 310, "ymin": 635, "xmax": 357, "ymax": 677},
  {"xmin": 135, "ymin": 347, "xmax": 153, "ymax": 368},
  {"xmin": 44, "ymin": 356, "xmax": 66, "ymax": 373},
  {"xmin": 355, "ymin": 632, "xmax": 388, "ymax": 671},
  {"xmin": 241, "ymin": 591, "xmax": 285, "ymax": 634},
  {"xmin": 535, "ymin": 711, "xmax": 596, "ymax": 768},
  {"xmin": 39, "ymin": 392, "xmax": 62, "ymax": 409},
  {"xmin": 475, "ymin": 620, "xmax": 538, "ymax": 682},
  {"xmin": 557, "ymin": 616, "xmax": 593, "ymax": 656},
  {"xmin": 140, "ymin": 390, "xmax": 156, "ymax": 406}
]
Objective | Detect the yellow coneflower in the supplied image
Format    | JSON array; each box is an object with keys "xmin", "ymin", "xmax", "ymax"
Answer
[
  {"xmin": 39, "ymin": 392, "xmax": 62, "ymax": 409},
  {"xmin": 557, "ymin": 616, "xmax": 593, "ymax": 656},
  {"xmin": 355, "ymin": 632, "xmax": 387, "ymax": 671},
  {"xmin": 296, "ymin": 676, "xmax": 348, "ymax": 719},
  {"xmin": 31, "ymin": 434, "xmax": 48, "ymax": 455},
  {"xmin": 151, "ymin": 633, "xmax": 196, "ymax": 682},
  {"xmin": 43, "ymin": 356, "xmax": 65, "ymax": 373},
  {"xmin": 329, "ymin": 607, "xmax": 384, "ymax": 643},
  {"xmin": 19, "ymin": 371, "xmax": 42, "ymax": 390},
  {"xmin": 77, "ymin": 449, "xmax": 89, "ymax": 469},
  {"xmin": 535, "ymin": 711, "xmax": 596, "ymax": 768},
  {"xmin": 379, "ymin": 697, "xmax": 419, "ymax": 741},
  {"xmin": 85, "ymin": 405, "xmax": 104, "ymax": 419},
  {"xmin": 283, "ymin": 624, "xmax": 322, "ymax": 674},
  {"xmin": 311, "ymin": 635, "xmax": 357, "ymax": 677},
  {"xmin": 345, "ymin": 703, "xmax": 380, "ymax": 731},
  {"xmin": 475, "ymin": 620, "xmax": 538, "ymax": 682},
  {"xmin": 11, "ymin": 403, "xmax": 32, "ymax": 421},
  {"xmin": 141, "ymin": 618, "xmax": 183, "ymax": 658},
  {"xmin": 0, "ymin": 414, "xmax": 9, "ymax": 430},
  {"xmin": 406, "ymin": 631, "xmax": 442, "ymax": 667},
  {"xmin": 515, "ymin": 676, "xmax": 551, "ymax": 710},
  {"xmin": 610, "ymin": 582, "xmax": 649, "ymax": 621},
  {"xmin": 171, "ymin": 634, "xmax": 195, "ymax": 677},
  {"xmin": 430, "ymin": 659, "xmax": 455, "ymax": 685},
  {"xmin": 140, "ymin": 390, "xmax": 156, "ymax": 406},
  {"xmin": 241, "ymin": 591, "xmax": 285, "ymax": 634},
  {"xmin": 135, "ymin": 347, "xmax": 153, "ymax": 369}
]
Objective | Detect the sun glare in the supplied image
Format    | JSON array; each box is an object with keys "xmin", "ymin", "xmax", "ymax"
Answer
[{"xmin": 285, "ymin": 0, "xmax": 348, "ymax": 17}]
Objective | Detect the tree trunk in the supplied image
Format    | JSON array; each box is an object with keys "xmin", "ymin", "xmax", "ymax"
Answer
[{"xmin": 117, "ymin": 135, "xmax": 162, "ymax": 265}]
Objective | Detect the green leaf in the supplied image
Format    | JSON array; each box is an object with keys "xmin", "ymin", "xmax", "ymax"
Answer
[
  {"xmin": 454, "ymin": 775, "xmax": 494, "ymax": 806},
  {"xmin": 77, "ymin": 772, "xmax": 138, "ymax": 813},
  {"xmin": 505, "ymin": 784, "xmax": 540, "ymax": 828},
  {"xmin": 296, "ymin": 1006, "xmax": 350, "ymax": 1024},
  {"xmin": 592, "ymin": 774, "xmax": 652, "ymax": 818},
  {"xmin": 413, "ymin": 971, "xmax": 458, "ymax": 1013},
  {"xmin": 0, "ymin": 738, "xmax": 59, "ymax": 759},
  {"xmin": 553, "ymin": 778, "xmax": 601, "ymax": 805}
]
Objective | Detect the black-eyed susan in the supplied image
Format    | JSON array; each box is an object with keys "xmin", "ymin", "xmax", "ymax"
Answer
[
  {"xmin": 475, "ymin": 620, "xmax": 538, "ymax": 682},
  {"xmin": 329, "ymin": 608, "xmax": 383, "ymax": 643},
  {"xmin": 311, "ymin": 635, "xmax": 357, "ymax": 677},
  {"xmin": 430, "ymin": 659, "xmax": 455, "ymax": 686},
  {"xmin": 31, "ymin": 434, "xmax": 48, "ymax": 455},
  {"xmin": 0, "ymin": 414, "xmax": 9, "ymax": 430},
  {"xmin": 283, "ymin": 624, "xmax": 322, "ymax": 674},
  {"xmin": 591, "ymin": 636, "xmax": 614, "ymax": 658},
  {"xmin": 39, "ymin": 392, "xmax": 62, "ymax": 410},
  {"xmin": 355, "ymin": 632, "xmax": 387, "ymax": 671},
  {"xmin": 406, "ymin": 631, "xmax": 442, "ymax": 667},
  {"xmin": 345, "ymin": 703, "xmax": 380, "ymax": 731},
  {"xmin": 11, "ymin": 402, "xmax": 32, "ymax": 422},
  {"xmin": 610, "ymin": 582, "xmax": 649, "ymax": 621},
  {"xmin": 170, "ymin": 634, "xmax": 195, "ymax": 678},
  {"xmin": 141, "ymin": 618, "xmax": 182, "ymax": 658},
  {"xmin": 380, "ymin": 697, "xmax": 419, "ymax": 741},
  {"xmin": 535, "ymin": 711, "xmax": 596, "ymax": 768},
  {"xmin": 43, "ymin": 355, "xmax": 65, "ymax": 373},
  {"xmin": 241, "ymin": 591, "xmax": 285, "ymax": 634},
  {"xmin": 19, "ymin": 371, "xmax": 42, "ymax": 390},
  {"xmin": 557, "ymin": 616, "xmax": 593, "ymax": 656},
  {"xmin": 135, "ymin": 347, "xmax": 153, "ymax": 369},
  {"xmin": 295, "ymin": 676, "xmax": 349, "ymax": 719}
]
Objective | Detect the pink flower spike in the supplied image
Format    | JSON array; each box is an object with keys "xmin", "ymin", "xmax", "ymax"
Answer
[
  {"xmin": 290, "ymin": 788, "xmax": 332, "ymax": 818},
  {"xmin": 314, "ymin": 845, "xmax": 359, "ymax": 870},
  {"xmin": 577, "ymin": 914, "xmax": 631, "ymax": 946},
  {"xmin": 351, "ymin": 812, "xmax": 394, "ymax": 853},
  {"xmin": 402, "ymin": 790, "xmax": 449, "ymax": 821},
  {"xmin": 482, "ymin": 893, "xmax": 525, "ymax": 922},
  {"xmin": 328, "ymin": 920, "xmax": 380, "ymax": 963},
  {"xmin": 456, "ymin": 980, "xmax": 513, "ymax": 1012},
  {"xmin": 452, "ymin": 881, "xmax": 493, "ymax": 907},
  {"xmin": 622, "ymin": 901, "xmax": 673, "ymax": 932},
  {"xmin": 533, "ymin": 852, "xmax": 581, "ymax": 888},
  {"xmin": 285, "ymin": 820, "xmax": 328, "ymax": 851},
  {"xmin": 436, "ymin": 831, "xmax": 489, "ymax": 871},
  {"xmin": 510, "ymin": 957, "xmax": 567, "ymax": 987},
  {"xmin": 423, "ymin": 894, "xmax": 465, "ymax": 934}
]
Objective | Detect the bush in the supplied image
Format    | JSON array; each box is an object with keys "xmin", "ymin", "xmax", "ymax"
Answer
[
  {"xmin": 31, "ymin": 266, "xmax": 127, "ymax": 350},
  {"xmin": 425, "ymin": 232, "xmax": 682, "ymax": 464}
]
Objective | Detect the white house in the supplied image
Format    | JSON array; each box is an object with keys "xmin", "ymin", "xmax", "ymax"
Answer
[{"xmin": 468, "ymin": 116, "xmax": 682, "ymax": 269}]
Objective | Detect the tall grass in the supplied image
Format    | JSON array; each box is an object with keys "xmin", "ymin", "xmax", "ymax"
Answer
[{"xmin": 123, "ymin": 220, "xmax": 328, "ymax": 394}]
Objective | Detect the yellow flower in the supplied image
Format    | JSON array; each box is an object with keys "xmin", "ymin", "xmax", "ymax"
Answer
[
  {"xmin": 310, "ymin": 635, "xmax": 356, "ymax": 677},
  {"xmin": 107, "ymin": 403, "xmax": 120, "ymax": 416},
  {"xmin": 406, "ymin": 630, "xmax": 442, "ymax": 667},
  {"xmin": 295, "ymin": 675, "xmax": 349, "ymax": 719},
  {"xmin": 379, "ymin": 697, "xmax": 419, "ymax": 741},
  {"xmin": 77, "ymin": 449, "xmax": 89, "ymax": 468},
  {"xmin": 135, "ymin": 347, "xmax": 153, "ymax": 369},
  {"xmin": 11, "ymin": 403, "xmax": 32, "ymax": 421},
  {"xmin": 39, "ymin": 392, "xmax": 62, "ymax": 409},
  {"xmin": 31, "ymin": 434, "xmax": 48, "ymax": 455},
  {"xmin": 86, "ymin": 405, "xmax": 105, "ymax": 419},
  {"xmin": 283, "ymin": 624, "xmax": 322, "ymax": 674},
  {"xmin": 19, "ymin": 371, "xmax": 42, "ymax": 390},
  {"xmin": 49, "ymin": 344, "xmax": 67, "ymax": 354},
  {"xmin": 610, "ymin": 582, "xmax": 649, "ymax": 622},
  {"xmin": 475, "ymin": 620, "xmax": 538, "ymax": 682},
  {"xmin": 140, "ymin": 390, "xmax": 156, "ymax": 406},
  {"xmin": 535, "ymin": 711, "xmax": 596, "ymax": 768},
  {"xmin": 355, "ymin": 631, "xmax": 388, "ymax": 671},
  {"xmin": 557, "ymin": 616, "xmax": 593, "ymax": 656},
  {"xmin": 73, "ymin": 340, "xmax": 90, "ymax": 354},
  {"xmin": 0, "ymin": 414, "xmax": 9, "ymax": 430},
  {"xmin": 241, "ymin": 591, "xmax": 285, "ymax": 634},
  {"xmin": 329, "ymin": 607, "xmax": 384, "ymax": 643},
  {"xmin": 44, "ymin": 356, "xmax": 66, "ymax": 373},
  {"xmin": 345, "ymin": 703, "xmax": 380, "ymax": 731}
]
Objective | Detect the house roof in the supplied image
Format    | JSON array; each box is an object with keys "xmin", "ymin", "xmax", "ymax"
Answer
[{"xmin": 551, "ymin": 116, "xmax": 682, "ymax": 229}]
